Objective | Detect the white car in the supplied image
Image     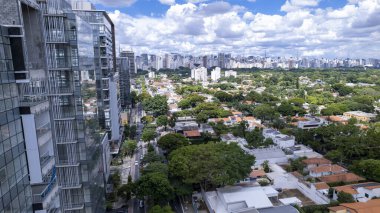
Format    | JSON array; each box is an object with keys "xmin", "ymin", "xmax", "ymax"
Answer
[{"xmin": 135, "ymin": 162, "xmax": 138, "ymax": 166}]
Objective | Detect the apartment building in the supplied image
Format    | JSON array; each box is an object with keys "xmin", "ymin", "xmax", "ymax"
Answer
[
  {"xmin": 36, "ymin": 0, "xmax": 108, "ymax": 211},
  {"xmin": 118, "ymin": 51, "xmax": 131, "ymax": 110}
]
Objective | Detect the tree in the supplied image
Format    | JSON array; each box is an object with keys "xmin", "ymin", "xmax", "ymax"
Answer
[
  {"xmin": 337, "ymin": 191, "xmax": 355, "ymax": 203},
  {"xmin": 253, "ymin": 104, "xmax": 279, "ymax": 121},
  {"xmin": 142, "ymin": 129, "xmax": 156, "ymax": 142},
  {"xmin": 129, "ymin": 125, "xmax": 137, "ymax": 139},
  {"xmin": 157, "ymin": 133, "xmax": 189, "ymax": 153},
  {"xmin": 142, "ymin": 162, "xmax": 168, "ymax": 176},
  {"xmin": 309, "ymin": 104, "xmax": 318, "ymax": 115},
  {"xmin": 210, "ymin": 121, "xmax": 228, "ymax": 136},
  {"xmin": 136, "ymin": 172, "xmax": 174, "ymax": 204},
  {"xmin": 169, "ymin": 143, "xmax": 255, "ymax": 189},
  {"xmin": 142, "ymin": 152, "xmax": 165, "ymax": 164},
  {"xmin": 149, "ymin": 205, "xmax": 174, "ymax": 213},
  {"xmin": 156, "ymin": 115, "xmax": 168, "ymax": 131},
  {"xmin": 141, "ymin": 115, "xmax": 155, "ymax": 125},
  {"xmin": 239, "ymin": 121, "xmax": 249, "ymax": 137},
  {"xmin": 332, "ymin": 83, "xmax": 353, "ymax": 96},
  {"xmin": 245, "ymin": 128, "xmax": 265, "ymax": 148},
  {"xmin": 277, "ymin": 102, "xmax": 295, "ymax": 116},
  {"xmin": 262, "ymin": 160, "xmax": 270, "ymax": 173},
  {"xmin": 351, "ymin": 159, "xmax": 380, "ymax": 182},
  {"xmin": 123, "ymin": 124, "xmax": 130, "ymax": 138},
  {"xmin": 117, "ymin": 181, "xmax": 135, "ymax": 201},
  {"xmin": 131, "ymin": 91, "xmax": 138, "ymax": 107},
  {"xmin": 143, "ymin": 95, "xmax": 169, "ymax": 117},
  {"xmin": 123, "ymin": 140, "xmax": 137, "ymax": 156}
]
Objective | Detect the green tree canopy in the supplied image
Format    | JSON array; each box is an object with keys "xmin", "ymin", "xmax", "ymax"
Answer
[
  {"xmin": 142, "ymin": 152, "xmax": 165, "ymax": 164},
  {"xmin": 157, "ymin": 133, "xmax": 189, "ymax": 153},
  {"xmin": 143, "ymin": 95, "xmax": 169, "ymax": 117},
  {"xmin": 169, "ymin": 143, "xmax": 255, "ymax": 189},
  {"xmin": 149, "ymin": 205, "xmax": 174, "ymax": 213},
  {"xmin": 142, "ymin": 162, "xmax": 168, "ymax": 176},
  {"xmin": 141, "ymin": 128, "xmax": 156, "ymax": 142},
  {"xmin": 136, "ymin": 172, "xmax": 174, "ymax": 204},
  {"xmin": 337, "ymin": 191, "xmax": 355, "ymax": 203},
  {"xmin": 156, "ymin": 115, "xmax": 168, "ymax": 130}
]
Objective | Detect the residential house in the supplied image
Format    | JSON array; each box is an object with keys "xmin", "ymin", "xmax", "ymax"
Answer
[
  {"xmin": 333, "ymin": 182, "xmax": 380, "ymax": 202},
  {"xmin": 199, "ymin": 124, "xmax": 215, "ymax": 135},
  {"xmin": 312, "ymin": 182, "xmax": 330, "ymax": 195},
  {"xmin": 250, "ymin": 170, "xmax": 266, "ymax": 180},
  {"xmin": 174, "ymin": 120, "xmax": 199, "ymax": 133},
  {"xmin": 302, "ymin": 158, "xmax": 332, "ymax": 170},
  {"xmin": 263, "ymin": 128, "xmax": 295, "ymax": 148},
  {"xmin": 204, "ymin": 186, "xmax": 279, "ymax": 213},
  {"xmin": 343, "ymin": 111, "xmax": 377, "ymax": 122},
  {"xmin": 297, "ymin": 116, "xmax": 328, "ymax": 130},
  {"xmin": 319, "ymin": 173, "xmax": 365, "ymax": 184},
  {"xmin": 183, "ymin": 130, "xmax": 202, "ymax": 139},
  {"xmin": 328, "ymin": 199, "xmax": 380, "ymax": 213},
  {"xmin": 309, "ymin": 164, "xmax": 347, "ymax": 178}
]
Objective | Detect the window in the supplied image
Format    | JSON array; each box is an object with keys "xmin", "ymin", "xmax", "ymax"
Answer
[
  {"xmin": 365, "ymin": 193, "xmax": 369, "ymax": 198},
  {"xmin": 0, "ymin": 168, "xmax": 6, "ymax": 183}
]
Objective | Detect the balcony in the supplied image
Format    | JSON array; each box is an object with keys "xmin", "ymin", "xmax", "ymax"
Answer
[
  {"xmin": 62, "ymin": 203, "xmax": 84, "ymax": 211},
  {"xmin": 32, "ymin": 175, "xmax": 57, "ymax": 204},
  {"xmin": 40, "ymin": 153, "xmax": 55, "ymax": 172},
  {"xmin": 56, "ymin": 159, "xmax": 80, "ymax": 167},
  {"xmin": 53, "ymin": 107, "xmax": 76, "ymax": 119}
]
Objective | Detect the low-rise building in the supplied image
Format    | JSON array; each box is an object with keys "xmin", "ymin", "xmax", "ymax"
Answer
[
  {"xmin": 328, "ymin": 199, "xmax": 380, "ymax": 213},
  {"xmin": 312, "ymin": 182, "xmax": 330, "ymax": 195},
  {"xmin": 319, "ymin": 173, "xmax": 365, "ymax": 184},
  {"xmin": 333, "ymin": 182, "xmax": 380, "ymax": 202},
  {"xmin": 302, "ymin": 158, "xmax": 332, "ymax": 170},
  {"xmin": 309, "ymin": 164, "xmax": 347, "ymax": 178},
  {"xmin": 225, "ymin": 70, "xmax": 237, "ymax": 78},
  {"xmin": 297, "ymin": 116, "xmax": 328, "ymax": 129},
  {"xmin": 343, "ymin": 111, "xmax": 377, "ymax": 122},
  {"xmin": 263, "ymin": 128, "xmax": 295, "ymax": 148}
]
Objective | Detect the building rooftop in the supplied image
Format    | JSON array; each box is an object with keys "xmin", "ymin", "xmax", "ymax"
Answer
[
  {"xmin": 314, "ymin": 182, "xmax": 330, "ymax": 190},
  {"xmin": 319, "ymin": 173, "xmax": 365, "ymax": 183},
  {"xmin": 310, "ymin": 164, "xmax": 347, "ymax": 174},
  {"xmin": 302, "ymin": 157, "xmax": 331, "ymax": 165},
  {"xmin": 337, "ymin": 199, "xmax": 380, "ymax": 213},
  {"xmin": 183, "ymin": 130, "xmax": 201, "ymax": 138},
  {"xmin": 258, "ymin": 206, "xmax": 298, "ymax": 213}
]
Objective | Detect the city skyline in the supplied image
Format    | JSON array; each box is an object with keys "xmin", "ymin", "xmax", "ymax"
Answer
[{"xmin": 92, "ymin": 0, "xmax": 380, "ymax": 58}]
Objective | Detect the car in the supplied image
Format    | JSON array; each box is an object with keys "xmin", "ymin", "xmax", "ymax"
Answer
[
  {"xmin": 139, "ymin": 200, "xmax": 144, "ymax": 208},
  {"xmin": 135, "ymin": 160, "xmax": 138, "ymax": 163},
  {"xmin": 135, "ymin": 162, "xmax": 138, "ymax": 166}
]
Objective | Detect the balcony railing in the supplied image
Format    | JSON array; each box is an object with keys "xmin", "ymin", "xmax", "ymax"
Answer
[{"xmin": 36, "ymin": 123, "xmax": 51, "ymax": 138}]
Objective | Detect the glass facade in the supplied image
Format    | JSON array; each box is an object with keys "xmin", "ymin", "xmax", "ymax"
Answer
[{"xmin": 0, "ymin": 27, "xmax": 32, "ymax": 213}]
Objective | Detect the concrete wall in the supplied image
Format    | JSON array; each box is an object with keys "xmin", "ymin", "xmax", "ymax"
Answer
[{"xmin": 0, "ymin": 0, "xmax": 21, "ymax": 25}]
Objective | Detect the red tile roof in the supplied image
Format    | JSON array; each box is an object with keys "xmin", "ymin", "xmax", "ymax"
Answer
[
  {"xmin": 183, "ymin": 130, "xmax": 201, "ymax": 138},
  {"xmin": 319, "ymin": 173, "xmax": 365, "ymax": 183}
]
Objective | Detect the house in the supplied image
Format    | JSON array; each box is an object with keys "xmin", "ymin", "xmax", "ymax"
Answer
[
  {"xmin": 333, "ymin": 182, "xmax": 380, "ymax": 202},
  {"xmin": 319, "ymin": 173, "xmax": 365, "ymax": 184},
  {"xmin": 279, "ymin": 197, "xmax": 302, "ymax": 207},
  {"xmin": 328, "ymin": 115, "xmax": 349, "ymax": 124},
  {"xmin": 297, "ymin": 116, "xmax": 328, "ymax": 130},
  {"xmin": 250, "ymin": 170, "xmax": 266, "ymax": 180},
  {"xmin": 199, "ymin": 124, "xmax": 215, "ymax": 135},
  {"xmin": 232, "ymin": 111, "xmax": 243, "ymax": 117},
  {"xmin": 262, "ymin": 128, "xmax": 295, "ymax": 148},
  {"xmin": 312, "ymin": 182, "xmax": 330, "ymax": 195},
  {"xmin": 204, "ymin": 186, "xmax": 277, "ymax": 213},
  {"xmin": 302, "ymin": 157, "xmax": 332, "ymax": 170},
  {"xmin": 343, "ymin": 111, "xmax": 377, "ymax": 122},
  {"xmin": 220, "ymin": 134, "xmax": 248, "ymax": 146},
  {"xmin": 309, "ymin": 164, "xmax": 347, "ymax": 178},
  {"xmin": 183, "ymin": 130, "xmax": 201, "ymax": 138},
  {"xmin": 174, "ymin": 121, "xmax": 198, "ymax": 133},
  {"xmin": 328, "ymin": 199, "xmax": 380, "ymax": 213},
  {"xmin": 251, "ymin": 148, "xmax": 288, "ymax": 165}
]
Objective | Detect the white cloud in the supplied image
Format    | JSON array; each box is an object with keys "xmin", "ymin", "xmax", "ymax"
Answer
[
  {"xmin": 91, "ymin": 0, "xmax": 136, "ymax": 7},
  {"xmin": 159, "ymin": 0, "xmax": 175, "ymax": 5},
  {"xmin": 107, "ymin": 0, "xmax": 380, "ymax": 58},
  {"xmin": 281, "ymin": 0, "xmax": 320, "ymax": 12}
]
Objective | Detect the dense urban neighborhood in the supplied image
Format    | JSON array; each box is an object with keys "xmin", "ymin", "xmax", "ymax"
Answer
[
  {"xmin": 107, "ymin": 66, "xmax": 380, "ymax": 213},
  {"xmin": 1, "ymin": 0, "xmax": 380, "ymax": 213}
]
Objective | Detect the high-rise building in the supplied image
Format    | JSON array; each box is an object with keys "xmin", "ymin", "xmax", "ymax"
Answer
[
  {"xmin": 191, "ymin": 66, "xmax": 208, "ymax": 82},
  {"xmin": 37, "ymin": 0, "xmax": 108, "ymax": 211},
  {"xmin": 118, "ymin": 51, "xmax": 131, "ymax": 110},
  {"xmin": 124, "ymin": 50, "xmax": 136, "ymax": 74},
  {"xmin": 211, "ymin": 67, "xmax": 221, "ymax": 82},
  {"xmin": 0, "ymin": 0, "xmax": 59, "ymax": 212},
  {"xmin": 218, "ymin": 53, "xmax": 226, "ymax": 68}
]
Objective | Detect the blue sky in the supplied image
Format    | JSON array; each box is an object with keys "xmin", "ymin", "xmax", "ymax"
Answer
[
  {"xmin": 95, "ymin": 0, "xmax": 348, "ymax": 17},
  {"xmin": 91, "ymin": 0, "xmax": 380, "ymax": 58}
]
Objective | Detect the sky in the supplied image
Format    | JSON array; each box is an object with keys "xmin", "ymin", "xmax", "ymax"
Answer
[{"xmin": 91, "ymin": 0, "xmax": 380, "ymax": 58}]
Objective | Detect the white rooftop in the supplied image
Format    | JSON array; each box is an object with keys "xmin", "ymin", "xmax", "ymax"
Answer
[
  {"xmin": 279, "ymin": 197, "xmax": 302, "ymax": 206},
  {"xmin": 206, "ymin": 186, "xmax": 274, "ymax": 213}
]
